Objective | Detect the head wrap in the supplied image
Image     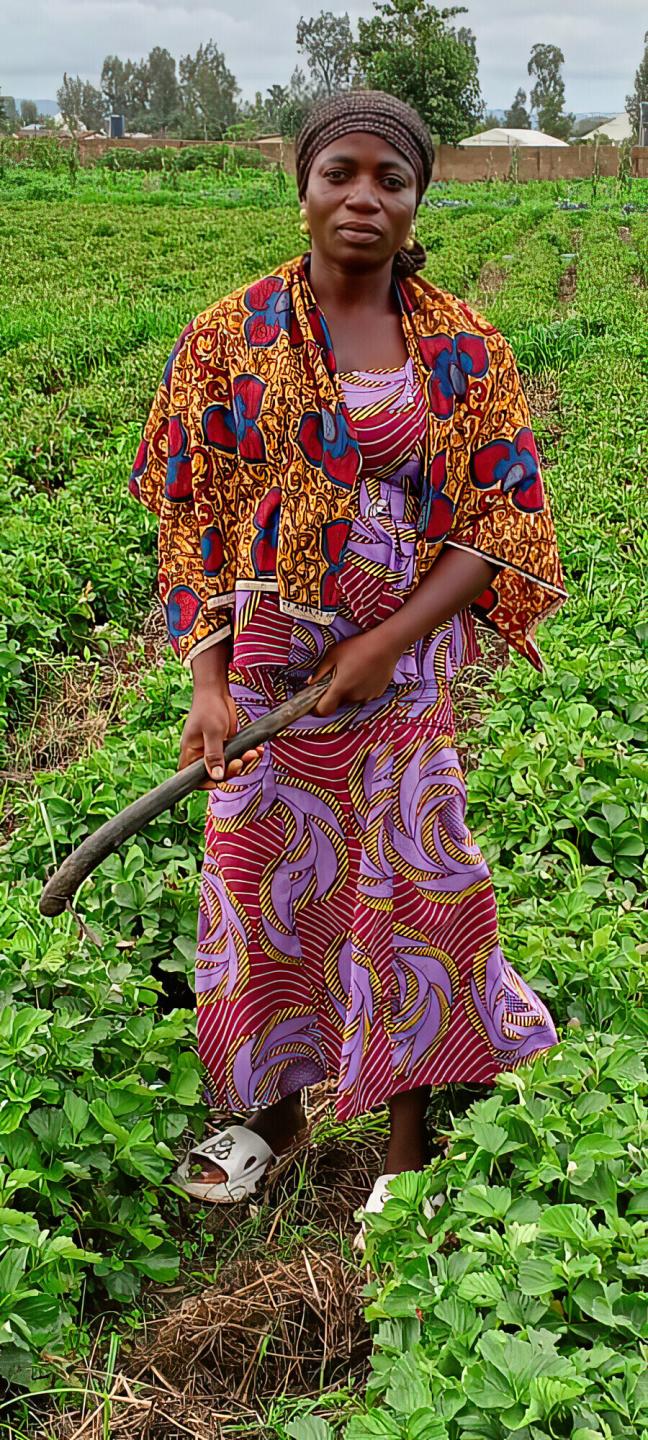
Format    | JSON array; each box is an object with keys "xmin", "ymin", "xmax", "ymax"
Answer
[{"xmin": 295, "ymin": 90, "xmax": 434, "ymax": 203}]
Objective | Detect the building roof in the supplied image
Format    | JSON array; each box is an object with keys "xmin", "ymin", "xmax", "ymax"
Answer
[
  {"xmin": 579, "ymin": 111, "xmax": 632, "ymax": 142},
  {"xmin": 459, "ymin": 127, "xmax": 569, "ymax": 148}
]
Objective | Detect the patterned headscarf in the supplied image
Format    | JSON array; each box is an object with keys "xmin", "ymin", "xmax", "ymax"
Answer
[{"xmin": 295, "ymin": 90, "xmax": 435, "ymax": 203}]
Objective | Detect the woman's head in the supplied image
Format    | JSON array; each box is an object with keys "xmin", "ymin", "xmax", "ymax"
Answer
[{"xmin": 295, "ymin": 91, "xmax": 434, "ymax": 277}]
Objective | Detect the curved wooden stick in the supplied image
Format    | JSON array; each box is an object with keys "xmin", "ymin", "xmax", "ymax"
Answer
[{"xmin": 39, "ymin": 675, "xmax": 331, "ymax": 918}]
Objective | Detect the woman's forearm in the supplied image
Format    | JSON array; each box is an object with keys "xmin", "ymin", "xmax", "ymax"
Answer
[
  {"xmin": 378, "ymin": 546, "xmax": 498, "ymax": 656},
  {"xmin": 190, "ymin": 635, "xmax": 232, "ymax": 693}
]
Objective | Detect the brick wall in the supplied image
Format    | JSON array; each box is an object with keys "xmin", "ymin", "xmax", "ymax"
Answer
[
  {"xmin": 432, "ymin": 144, "xmax": 646, "ymax": 181},
  {"xmin": 59, "ymin": 134, "xmax": 648, "ymax": 182}
]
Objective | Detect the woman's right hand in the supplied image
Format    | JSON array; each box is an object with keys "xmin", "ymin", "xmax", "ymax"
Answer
[{"xmin": 178, "ymin": 686, "xmax": 263, "ymax": 789}]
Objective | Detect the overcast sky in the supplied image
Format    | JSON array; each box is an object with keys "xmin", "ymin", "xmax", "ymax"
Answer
[{"xmin": 1, "ymin": 0, "xmax": 644, "ymax": 115}]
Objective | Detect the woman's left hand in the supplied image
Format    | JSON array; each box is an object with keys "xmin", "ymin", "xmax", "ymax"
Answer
[{"xmin": 309, "ymin": 630, "xmax": 401, "ymax": 717}]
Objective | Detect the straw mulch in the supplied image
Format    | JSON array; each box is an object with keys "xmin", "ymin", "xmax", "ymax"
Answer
[
  {"xmin": 36, "ymin": 1103, "xmax": 383, "ymax": 1440},
  {"xmin": 44, "ymin": 1250, "xmax": 366, "ymax": 1440}
]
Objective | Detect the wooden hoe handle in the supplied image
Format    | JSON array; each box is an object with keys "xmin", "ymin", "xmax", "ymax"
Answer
[{"xmin": 39, "ymin": 675, "xmax": 331, "ymax": 918}]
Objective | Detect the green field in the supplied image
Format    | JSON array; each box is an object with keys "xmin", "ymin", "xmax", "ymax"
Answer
[{"xmin": 1, "ymin": 160, "xmax": 647, "ymax": 1437}]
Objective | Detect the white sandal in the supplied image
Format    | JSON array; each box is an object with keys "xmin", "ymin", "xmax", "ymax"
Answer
[
  {"xmin": 354, "ymin": 1172, "xmax": 445, "ymax": 1253},
  {"xmin": 173, "ymin": 1124, "xmax": 276, "ymax": 1204}
]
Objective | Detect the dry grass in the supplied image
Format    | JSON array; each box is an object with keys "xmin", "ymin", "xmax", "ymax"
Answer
[
  {"xmin": 477, "ymin": 261, "xmax": 508, "ymax": 298},
  {"xmin": 5, "ymin": 608, "xmax": 167, "ymax": 782},
  {"xmin": 523, "ymin": 373, "xmax": 560, "ymax": 424},
  {"xmin": 558, "ymin": 263, "xmax": 577, "ymax": 304},
  {"xmin": 41, "ymin": 1253, "xmax": 367, "ymax": 1440},
  {"xmin": 30, "ymin": 1092, "xmax": 386, "ymax": 1440}
]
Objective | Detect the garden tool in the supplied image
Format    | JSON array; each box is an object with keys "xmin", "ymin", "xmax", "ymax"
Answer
[{"xmin": 39, "ymin": 674, "xmax": 331, "ymax": 919}]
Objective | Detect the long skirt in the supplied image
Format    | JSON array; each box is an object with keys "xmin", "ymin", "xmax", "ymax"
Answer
[{"xmin": 195, "ymin": 671, "xmax": 556, "ymax": 1120}]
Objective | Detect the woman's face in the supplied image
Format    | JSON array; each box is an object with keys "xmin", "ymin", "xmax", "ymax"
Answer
[{"xmin": 303, "ymin": 131, "xmax": 418, "ymax": 270}]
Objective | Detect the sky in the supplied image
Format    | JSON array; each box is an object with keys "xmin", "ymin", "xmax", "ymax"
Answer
[{"xmin": 1, "ymin": 0, "xmax": 645, "ymax": 116}]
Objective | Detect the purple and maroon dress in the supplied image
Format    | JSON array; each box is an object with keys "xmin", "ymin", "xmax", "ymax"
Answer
[{"xmin": 195, "ymin": 359, "xmax": 556, "ymax": 1120}]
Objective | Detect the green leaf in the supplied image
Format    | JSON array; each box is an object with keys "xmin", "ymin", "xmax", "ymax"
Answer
[
  {"xmin": 479, "ymin": 1331, "xmax": 570, "ymax": 1387},
  {"xmin": 130, "ymin": 1242, "xmax": 179, "ymax": 1283},
  {"xmin": 538, "ymin": 1204, "xmax": 598, "ymax": 1243},
  {"xmin": 496, "ymin": 1294, "xmax": 549, "ymax": 1327},
  {"xmin": 385, "ymin": 1350, "xmax": 432, "ymax": 1413},
  {"xmin": 601, "ymin": 802, "xmax": 627, "ymax": 831},
  {"xmin": 433, "ymin": 1296, "xmax": 480, "ymax": 1342},
  {"xmin": 89, "ymin": 1100, "xmax": 129, "ymax": 1143},
  {"xmin": 470, "ymin": 1121, "xmax": 514, "ymax": 1157},
  {"xmin": 457, "ymin": 1271, "xmax": 504, "ymax": 1306},
  {"xmin": 457, "ymin": 1184, "xmax": 512, "ymax": 1218},
  {"xmin": 571, "ymin": 1133, "xmax": 623, "ymax": 1163},
  {"xmin": 346, "ymin": 1413, "xmax": 401, "ymax": 1439},
  {"xmin": 408, "ymin": 1412, "xmax": 448, "ymax": 1440},
  {"xmin": 11, "ymin": 1294, "xmax": 63, "ymax": 1348},
  {"xmin": 0, "ymin": 1210, "xmax": 41, "ymax": 1246},
  {"xmin": 63, "ymin": 1092, "xmax": 90, "ymax": 1137},
  {"xmin": 166, "ymin": 1052, "xmax": 203, "ymax": 1107},
  {"xmin": 517, "ymin": 1259, "xmax": 558, "ymax": 1296},
  {"xmin": 463, "ymin": 1363, "xmax": 514, "ymax": 1410},
  {"xmin": 521, "ymin": 1373, "xmax": 587, "ymax": 1425},
  {"xmin": 0, "ymin": 1247, "xmax": 29, "ymax": 1297},
  {"xmin": 286, "ymin": 1419, "xmax": 333, "ymax": 1440}
]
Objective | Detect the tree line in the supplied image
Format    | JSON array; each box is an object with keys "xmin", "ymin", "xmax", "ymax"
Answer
[{"xmin": 1, "ymin": 3, "xmax": 647, "ymax": 146}]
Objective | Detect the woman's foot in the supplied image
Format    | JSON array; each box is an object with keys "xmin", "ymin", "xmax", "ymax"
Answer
[{"xmin": 196, "ymin": 1090, "xmax": 307, "ymax": 1184}]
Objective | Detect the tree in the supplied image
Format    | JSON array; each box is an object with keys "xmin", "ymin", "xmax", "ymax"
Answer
[
  {"xmin": 296, "ymin": 11, "xmax": 355, "ymax": 96},
  {"xmin": 276, "ymin": 67, "xmax": 319, "ymax": 137},
  {"xmin": 626, "ymin": 31, "xmax": 648, "ymax": 140},
  {"xmin": 504, "ymin": 88, "xmax": 531, "ymax": 129},
  {"xmin": 0, "ymin": 92, "xmax": 18, "ymax": 133},
  {"xmin": 57, "ymin": 74, "xmax": 84, "ymax": 129},
  {"xmin": 355, "ymin": 0, "xmax": 483, "ymax": 144},
  {"xmin": 20, "ymin": 99, "xmax": 39, "ymax": 126},
  {"xmin": 100, "ymin": 54, "xmax": 150, "ymax": 126},
  {"xmin": 57, "ymin": 74, "xmax": 105, "ymax": 131},
  {"xmin": 81, "ymin": 82, "xmax": 107, "ymax": 131},
  {"xmin": 178, "ymin": 41, "xmax": 240, "ymax": 140},
  {"xmin": 527, "ymin": 43, "xmax": 574, "ymax": 140},
  {"xmin": 146, "ymin": 47, "xmax": 180, "ymax": 132}
]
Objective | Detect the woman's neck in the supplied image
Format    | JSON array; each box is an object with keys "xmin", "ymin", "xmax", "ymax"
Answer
[{"xmin": 308, "ymin": 249, "xmax": 397, "ymax": 316}]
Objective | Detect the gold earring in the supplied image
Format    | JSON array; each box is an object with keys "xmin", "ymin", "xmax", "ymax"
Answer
[
  {"xmin": 299, "ymin": 203, "xmax": 311, "ymax": 239},
  {"xmin": 404, "ymin": 223, "xmax": 417, "ymax": 252}
]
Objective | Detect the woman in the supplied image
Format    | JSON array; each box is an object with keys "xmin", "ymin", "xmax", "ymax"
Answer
[{"xmin": 129, "ymin": 91, "xmax": 566, "ymax": 1214}]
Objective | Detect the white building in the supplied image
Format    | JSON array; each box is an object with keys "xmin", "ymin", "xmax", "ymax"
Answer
[
  {"xmin": 459, "ymin": 127, "xmax": 569, "ymax": 148},
  {"xmin": 579, "ymin": 112, "xmax": 632, "ymax": 143}
]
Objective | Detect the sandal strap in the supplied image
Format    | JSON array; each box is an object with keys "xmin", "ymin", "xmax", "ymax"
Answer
[{"xmin": 188, "ymin": 1124, "xmax": 274, "ymax": 1178}]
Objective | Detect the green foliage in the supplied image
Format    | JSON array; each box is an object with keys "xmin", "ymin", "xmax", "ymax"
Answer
[
  {"xmin": 527, "ymin": 43, "xmax": 574, "ymax": 140},
  {"xmin": 356, "ymin": 1030, "xmax": 647, "ymax": 1439},
  {"xmin": 1, "ymin": 178, "xmax": 648, "ymax": 1420},
  {"xmin": 177, "ymin": 39, "xmax": 241, "ymax": 141},
  {"xmin": 504, "ymin": 88, "xmax": 531, "ymax": 130},
  {"xmin": 296, "ymin": 11, "xmax": 355, "ymax": 96},
  {"xmin": 355, "ymin": 0, "xmax": 483, "ymax": 142}
]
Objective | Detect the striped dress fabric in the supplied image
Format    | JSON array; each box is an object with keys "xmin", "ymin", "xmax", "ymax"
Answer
[{"xmin": 195, "ymin": 364, "xmax": 556, "ymax": 1119}]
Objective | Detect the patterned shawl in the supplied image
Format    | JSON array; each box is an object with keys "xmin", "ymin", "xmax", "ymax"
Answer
[{"xmin": 129, "ymin": 256, "xmax": 566, "ymax": 669}]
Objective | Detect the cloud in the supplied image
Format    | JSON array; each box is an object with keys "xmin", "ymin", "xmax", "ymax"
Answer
[{"xmin": 1, "ymin": 0, "xmax": 644, "ymax": 112}]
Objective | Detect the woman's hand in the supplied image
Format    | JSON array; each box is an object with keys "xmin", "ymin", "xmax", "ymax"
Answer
[
  {"xmin": 178, "ymin": 685, "xmax": 263, "ymax": 789},
  {"xmin": 309, "ymin": 630, "xmax": 400, "ymax": 717}
]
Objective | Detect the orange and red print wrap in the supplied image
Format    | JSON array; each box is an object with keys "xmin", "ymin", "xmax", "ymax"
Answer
[{"xmin": 129, "ymin": 258, "xmax": 566, "ymax": 668}]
